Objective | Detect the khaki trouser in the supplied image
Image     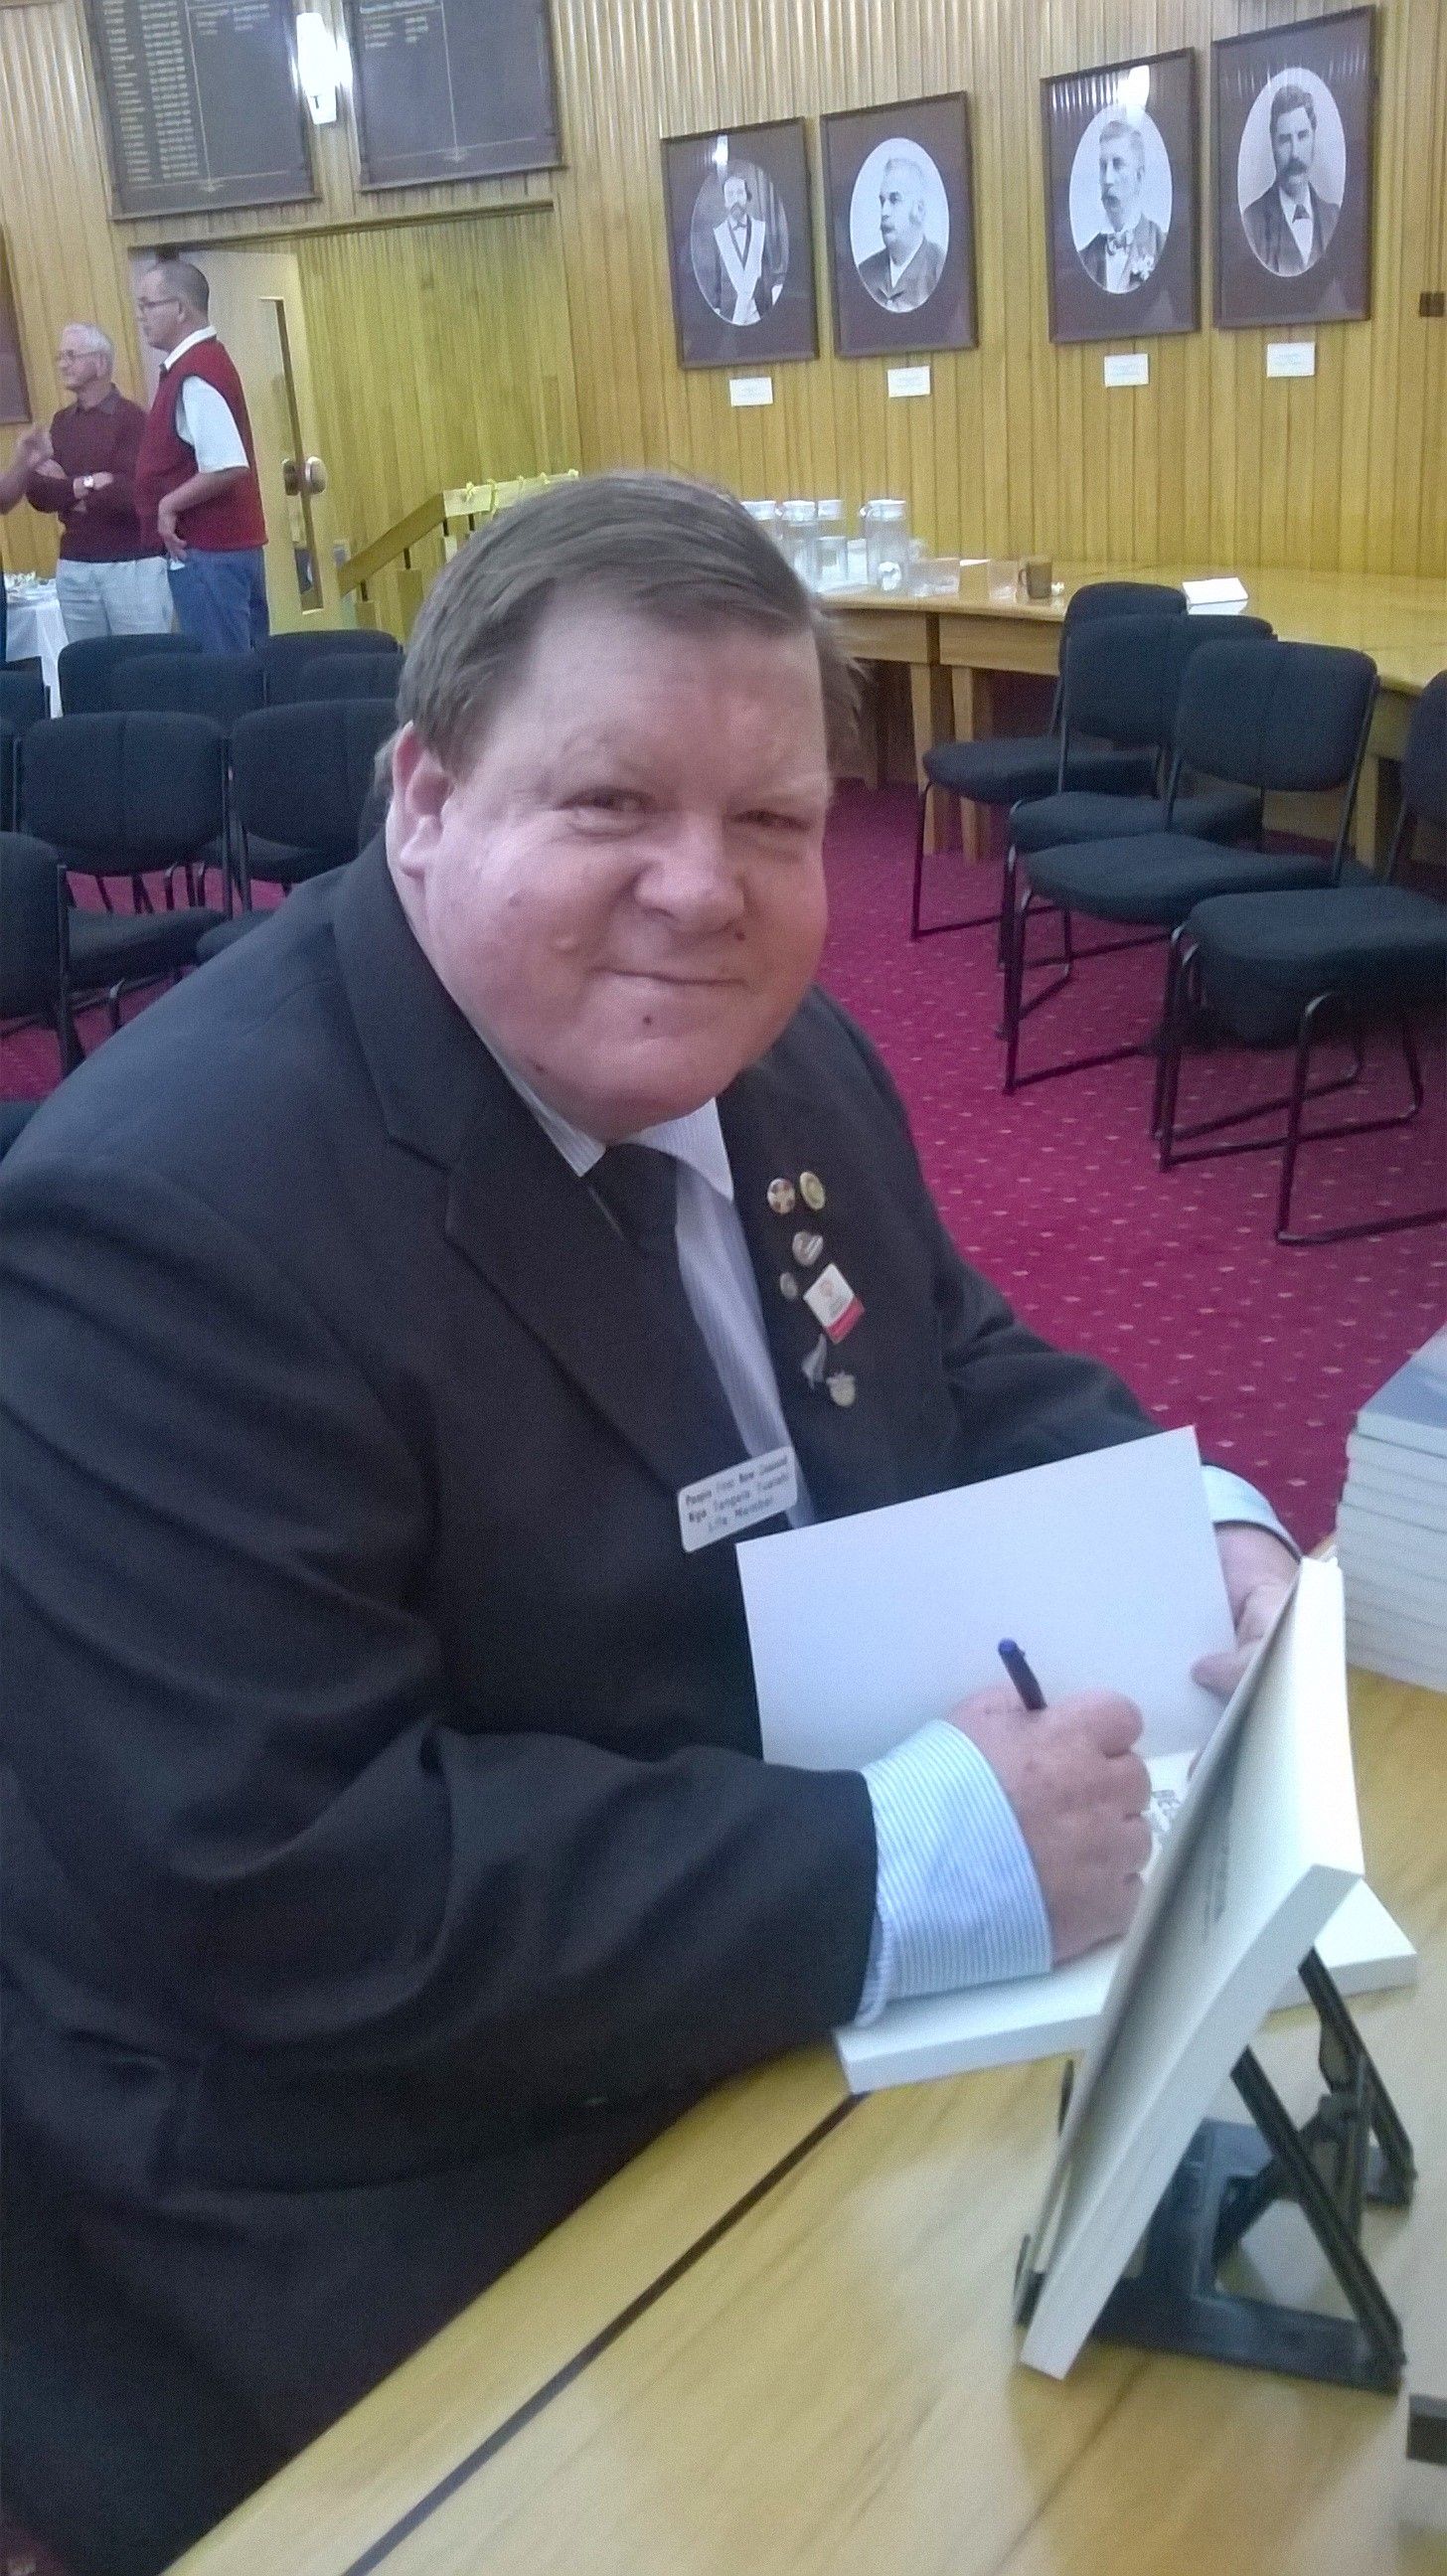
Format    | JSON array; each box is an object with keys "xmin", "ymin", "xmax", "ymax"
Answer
[{"xmin": 54, "ymin": 557, "xmax": 174, "ymax": 643}]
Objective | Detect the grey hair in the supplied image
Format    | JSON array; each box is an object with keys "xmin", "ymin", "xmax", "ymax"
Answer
[
  {"xmin": 145, "ymin": 257, "xmax": 211, "ymax": 320},
  {"xmin": 61, "ymin": 322, "xmax": 114, "ymax": 366},
  {"xmin": 882, "ymin": 155, "xmax": 928, "ymax": 206}
]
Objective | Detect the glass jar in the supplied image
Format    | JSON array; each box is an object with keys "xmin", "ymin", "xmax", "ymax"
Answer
[
  {"xmin": 860, "ymin": 498, "xmax": 910, "ymax": 593},
  {"xmin": 778, "ymin": 499, "xmax": 821, "ymax": 590},
  {"xmin": 815, "ymin": 498, "xmax": 849, "ymax": 590}
]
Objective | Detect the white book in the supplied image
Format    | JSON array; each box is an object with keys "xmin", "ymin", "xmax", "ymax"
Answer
[
  {"xmin": 1337, "ymin": 1505, "xmax": 1447, "ymax": 1580},
  {"xmin": 1344, "ymin": 1437, "xmax": 1447, "ymax": 1513},
  {"xmin": 1352, "ymin": 1327, "xmax": 1447, "ymax": 1462},
  {"xmin": 1345, "ymin": 1630, "xmax": 1447, "ymax": 1691},
  {"xmin": 737, "ymin": 1436, "xmax": 1414, "ymax": 2098},
  {"xmin": 1340, "ymin": 1561, "xmax": 1447, "ymax": 1625},
  {"xmin": 1018, "ymin": 1561, "xmax": 1364, "ymax": 2378}
]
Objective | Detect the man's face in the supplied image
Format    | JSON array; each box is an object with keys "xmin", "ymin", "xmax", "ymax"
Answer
[
  {"xmin": 56, "ymin": 332, "xmax": 110, "ymax": 398},
  {"xmin": 1099, "ymin": 136, "xmax": 1142, "ymax": 231},
  {"xmin": 1271, "ymin": 107, "xmax": 1315, "ymax": 186},
  {"xmin": 388, "ymin": 600, "xmax": 832, "ymax": 1141},
  {"xmin": 879, "ymin": 173, "xmax": 923, "ymax": 258},
  {"xmin": 723, "ymin": 177, "xmax": 748, "ymax": 223},
  {"xmin": 135, "ymin": 276, "xmax": 187, "ymax": 352}
]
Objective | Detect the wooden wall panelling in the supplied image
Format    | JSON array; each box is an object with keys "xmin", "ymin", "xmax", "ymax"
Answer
[{"xmin": 3, "ymin": 0, "xmax": 1446, "ymax": 585}]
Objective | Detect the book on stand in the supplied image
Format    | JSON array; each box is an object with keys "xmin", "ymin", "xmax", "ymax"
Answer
[{"xmin": 1337, "ymin": 1328, "xmax": 1447, "ymax": 1693}]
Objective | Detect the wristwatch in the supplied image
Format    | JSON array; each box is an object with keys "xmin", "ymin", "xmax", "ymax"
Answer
[{"xmin": 79, "ymin": 474, "xmax": 93, "ymax": 495}]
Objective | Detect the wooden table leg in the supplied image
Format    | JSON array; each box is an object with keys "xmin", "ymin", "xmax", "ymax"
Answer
[
  {"xmin": 908, "ymin": 661, "xmax": 954, "ymax": 851},
  {"xmin": 949, "ymin": 663, "xmax": 992, "ymax": 862}
]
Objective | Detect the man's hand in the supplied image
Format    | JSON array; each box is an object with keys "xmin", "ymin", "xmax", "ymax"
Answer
[
  {"xmin": 1194, "ymin": 1525, "xmax": 1297, "ymax": 1699},
  {"xmin": 15, "ymin": 423, "xmax": 53, "ymax": 470},
  {"xmin": 84, "ymin": 471, "xmax": 115, "ymax": 493},
  {"xmin": 32, "ymin": 458, "xmax": 70, "ymax": 485},
  {"xmin": 948, "ymin": 1685, "xmax": 1151, "ymax": 1965},
  {"xmin": 157, "ymin": 495, "xmax": 188, "ymax": 562}
]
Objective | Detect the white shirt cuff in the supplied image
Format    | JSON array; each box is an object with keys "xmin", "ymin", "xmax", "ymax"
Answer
[
  {"xmin": 855, "ymin": 1719, "xmax": 1051, "ymax": 2024},
  {"xmin": 1201, "ymin": 1463, "xmax": 1298, "ymax": 1555}
]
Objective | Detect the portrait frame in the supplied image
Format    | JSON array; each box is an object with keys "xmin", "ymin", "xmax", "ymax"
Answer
[
  {"xmin": 1212, "ymin": 7, "xmax": 1374, "ymax": 329},
  {"xmin": 1041, "ymin": 50, "xmax": 1200, "ymax": 344},
  {"xmin": 660, "ymin": 119, "xmax": 818, "ymax": 371},
  {"xmin": 820, "ymin": 93, "xmax": 977, "ymax": 361}
]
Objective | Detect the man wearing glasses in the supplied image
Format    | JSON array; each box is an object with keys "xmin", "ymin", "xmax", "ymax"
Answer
[{"xmin": 133, "ymin": 258, "xmax": 268, "ymax": 654}]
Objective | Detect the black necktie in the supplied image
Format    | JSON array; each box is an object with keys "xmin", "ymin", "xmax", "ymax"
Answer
[{"xmin": 590, "ymin": 1145, "xmax": 733, "ymax": 1423}]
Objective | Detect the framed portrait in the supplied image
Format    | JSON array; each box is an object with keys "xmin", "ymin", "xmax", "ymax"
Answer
[
  {"xmin": 660, "ymin": 120, "xmax": 817, "ymax": 370},
  {"xmin": 821, "ymin": 94, "xmax": 976, "ymax": 360},
  {"xmin": 1041, "ymin": 51, "xmax": 1199, "ymax": 343},
  {"xmin": 1212, "ymin": 7, "xmax": 1375, "ymax": 328}
]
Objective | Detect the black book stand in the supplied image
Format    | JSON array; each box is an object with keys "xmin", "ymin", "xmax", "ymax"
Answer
[{"xmin": 1020, "ymin": 1947, "xmax": 1416, "ymax": 2394}]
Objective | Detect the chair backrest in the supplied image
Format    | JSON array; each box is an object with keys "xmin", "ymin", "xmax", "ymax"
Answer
[
  {"xmin": 230, "ymin": 700, "xmax": 397, "ymax": 853},
  {"xmin": 1058, "ymin": 612, "xmax": 1266, "ymax": 757},
  {"xmin": 258, "ymin": 629, "xmax": 402, "ymax": 705},
  {"xmin": 57, "ymin": 631, "xmax": 199, "ymax": 715},
  {"xmin": 111, "ymin": 651, "xmax": 264, "ymax": 728},
  {"xmin": 0, "ymin": 832, "xmax": 64, "ymax": 1019},
  {"xmin": 1398, "ymin": 670, "xmax": 1446, "ymax": 837},
  {"xmin": 1060, "ymin": 580, "xmax": 1189, "ymax": 632},
  {"xmin": 0, "ymin": 724, "xmax": 18, "ymax": 833},
  {"xmin": 21, "ymin": 713, "xmax": 227, "ymax": 866},
  {"xmin": 0, "ymin": 670, "xmax": 49, "ymax": 735},
  {"xmin": 289, "ymin": 653, "xmax": 402, "ymax": 706},
  {"xmin": 1174, "ymin": 640, "xmax": 1378, "ymax": 848}
]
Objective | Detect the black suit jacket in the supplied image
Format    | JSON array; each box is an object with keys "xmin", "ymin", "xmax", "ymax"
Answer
[{"xmin": 0, "ymin": 842, "xmax": 1153, "ymax": 2480}]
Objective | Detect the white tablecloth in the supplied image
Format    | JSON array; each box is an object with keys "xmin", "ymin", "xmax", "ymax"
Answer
[{"xmin": 4, "ymin": 581, "xmax": 68, "ymax": 711}]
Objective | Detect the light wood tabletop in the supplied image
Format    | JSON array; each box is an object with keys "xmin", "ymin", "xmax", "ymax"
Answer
[
  {"xmin": 171, "ymin": 1671, "xmax": 1447, "ymax": 2576},
  {"xmin": 825, "ymin": 564, "xmax": 1446, "ymax": 863}
]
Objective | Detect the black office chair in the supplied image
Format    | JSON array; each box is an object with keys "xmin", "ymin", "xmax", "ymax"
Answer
[
  {"xmin": 57, "ymin": 630, "xmax": 199, "ymax": 715},
  {"xmin": 1157, "ymin": 671, "xmax": 1446, "ymax": 1245},
  {"xmin": 20, "ymin": 715, "xmax": 226, "ymax": 1036},
  {"xmin": 258, "ymin": 628, "xmax": 402, "ymax": 706},
  {"xmin": 229, "ymin": 699, "xmax": 397, "ymax": 901},
  {"xmin": 1, "ymin": 830, "xmax": 77, "ymax": 1086},
  {"xmin": 990, "ymin": 612, "xmax": 1275, "ymax": 972},
  {"xmin": 0, "ymin": 672, "xmax": 52, "ymax": 833},
  {"xmin": 1002, "ymin": 639, "xmax": 1379, "ymax": 1095},
  {"xmin": 911, "ymin": 579, "xmax": 1189, "ymax": 938},
  {"xmin": 111, "ymin": 650, "xmax": 264, "ymax": 728},
  {"xmin": 288, "ymin": 651, "xmax": 402, "ymax": 707}
]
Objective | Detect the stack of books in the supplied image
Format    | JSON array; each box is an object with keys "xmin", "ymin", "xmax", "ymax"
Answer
[{"xmin": 1338, "ymin": 1327, "xmax": 1447, "ymax": 1690}]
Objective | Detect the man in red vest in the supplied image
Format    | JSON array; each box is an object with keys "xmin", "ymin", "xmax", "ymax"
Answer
[{"xmin": 134, "ymin": 258, "xmax": 269, "ymax": 655}]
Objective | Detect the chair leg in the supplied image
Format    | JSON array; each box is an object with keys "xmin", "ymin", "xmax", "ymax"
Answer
[
  {"xmin": 1275, "ymin": 1001, "xmax": 1322, "ymax": 1238},
  {"xmin": 1153, "ymin": 932, "xmax": 1189, "ymax": 1145},
  {"xmin": 911, "ymin": 787, "xmax": 1002, "ymax": 940},
  {"xmin": 54, "ymin": 994, "xmax": 82, "ymax": 1073}
]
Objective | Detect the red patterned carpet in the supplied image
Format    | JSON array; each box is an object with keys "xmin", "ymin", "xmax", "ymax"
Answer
[
  {"xmin": 3, "ymin": 786, "xmax": 1443, "ymax": 1544},
  {"xmin": 820, "ymin": 785, "xmax": 1446, "ymax": 1545}
]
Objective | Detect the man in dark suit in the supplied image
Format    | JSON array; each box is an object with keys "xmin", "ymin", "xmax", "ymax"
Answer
[
  {"xmin": 1241, "ymin": 82, "xmax": 1340, "ymax": 275},
  {"xmin": 856, "ymin": 156, "xmax": 946, "ymax": 312},
  {"xmin": 1078, "ymin": 119, "xmax": 1165, "ymax": 294},
  {"xmin": 0, "ymin": 473, "xmax": 1295, "ymax": 2575}
]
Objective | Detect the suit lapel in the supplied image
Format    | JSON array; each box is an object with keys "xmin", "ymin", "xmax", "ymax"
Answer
[
  {"xmin": 720, "ymin": 1050, "xmax": 918, "ymax": 1523},
  {"xmin": 332, "ymin": 841, "xmax": 747, "ymax": 1504}
]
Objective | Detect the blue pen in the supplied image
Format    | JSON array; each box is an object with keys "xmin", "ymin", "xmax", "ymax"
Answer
[{"xmin": 998, "ymin": 1638, "xmax": 1046, "ymax": 1712}]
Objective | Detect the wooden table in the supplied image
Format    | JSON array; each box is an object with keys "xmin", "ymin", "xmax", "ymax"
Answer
[
  {"xmin": 827, "ymin": 564, "xmax": 1446, "ymax": 866},
  {"xmin": 171, "ymin": 1671, "xmax": 1447, "ymax": 2576}
]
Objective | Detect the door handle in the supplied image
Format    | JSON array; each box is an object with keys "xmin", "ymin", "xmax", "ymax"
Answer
[{"xmin": 281, "ymin": 455, "xmax": 328, "ymax": 497}]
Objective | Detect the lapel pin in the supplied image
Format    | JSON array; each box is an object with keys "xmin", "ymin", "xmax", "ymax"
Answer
[
  {"xmin": 767, "ymin": 1179, "xmax": 796, "ymax": 1215},
  {"xmin": 799, "ymin": 1171, "xmax": 826, "ymax": 1211},
  {"xmin": 801, "ymin": 1332, "xmax": 829, "ymax": 1389},
  {"xmin": 827, "ymin": 1371, "xmax": 857, "ymax": 1408},
  {"xmin": 778, "ymin": 1272, "xmax": 800, "ymax": 1302},
  {"xmin": 803, "ymin": 1261, "xmax": 863, "ymax": 1344},
  {"xmin": 791, "ymin": 1229, "xmax": 824, "ymax": 1268}
]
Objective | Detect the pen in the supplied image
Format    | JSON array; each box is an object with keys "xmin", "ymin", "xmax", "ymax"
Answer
[{"xmin": 998, "ymin": 1638, "xmax": 1046, "ymax": 1712}]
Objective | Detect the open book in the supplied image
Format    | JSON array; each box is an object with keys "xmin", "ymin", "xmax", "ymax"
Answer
[
  {"xmin": 737, "ymin": 1435, "xmax": 1413, "ymax": 2093},
  {"xmin": 1016, "ymin": 1557, "xmax": 1366, "ymax": 2376}
]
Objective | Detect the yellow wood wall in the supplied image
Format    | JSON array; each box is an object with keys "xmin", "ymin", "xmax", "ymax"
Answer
[{"xmin": 2, "ymin": 0, "xmax": 1445, "ymax": 581}]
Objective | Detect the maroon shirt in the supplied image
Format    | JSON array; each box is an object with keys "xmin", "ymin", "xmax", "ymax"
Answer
[{"xmin": 25, "ymin": 388, "xmax": 161, "ymax": 564}]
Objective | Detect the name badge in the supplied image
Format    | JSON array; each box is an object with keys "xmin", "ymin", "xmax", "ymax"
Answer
[
  {"xmin": 803, "ymin": 1261, "xmax": 864, "ymax": 1345},
  {"xmin": 677, "ymin": 1445, "xmax": 798, "ymax": 1553}
]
